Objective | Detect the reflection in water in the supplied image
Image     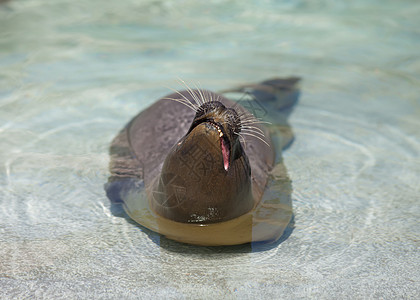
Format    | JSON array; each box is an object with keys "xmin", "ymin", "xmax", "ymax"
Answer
[{"xmin": 105, "ymin": 79, "xmax": 300, "ymax": 246}]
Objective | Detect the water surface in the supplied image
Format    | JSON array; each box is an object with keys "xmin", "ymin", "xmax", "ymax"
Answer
[{"xmin": 0, "ymin": 0, "xmax": 419, "ymax": 298}]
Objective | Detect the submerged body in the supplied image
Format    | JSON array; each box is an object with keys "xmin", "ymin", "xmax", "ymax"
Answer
[{"xmin": 106, "ymin": 78, "xmax": 300, "ymax": 246}]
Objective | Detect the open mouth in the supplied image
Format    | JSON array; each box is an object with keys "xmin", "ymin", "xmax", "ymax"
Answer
[{"xmin": 191, "ymin": 118, "xmax": 231, "ymax": 172}]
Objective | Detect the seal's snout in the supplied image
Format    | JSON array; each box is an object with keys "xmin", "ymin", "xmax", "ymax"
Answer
[
  {"xmin": 191, "ymin": 101, "xmax": 241, "ymax": 137},
  {"xmin": 186, "ymin": 101, "xmax": 242, "ymax": 172}
]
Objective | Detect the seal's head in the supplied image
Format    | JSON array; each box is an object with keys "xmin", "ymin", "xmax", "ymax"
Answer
[{"xmin": 151, "ymin": 100, "xmax": 253, "ymax": 224}]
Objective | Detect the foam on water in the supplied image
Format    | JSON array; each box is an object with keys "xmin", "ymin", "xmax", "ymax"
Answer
[{"xmin": 0, "ymin": 0, "xmax": 419, "ymax": 298}]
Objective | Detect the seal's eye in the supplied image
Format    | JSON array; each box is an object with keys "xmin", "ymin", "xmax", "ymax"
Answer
[{"xmin": 196, "ymin": 101, "xmax": 225, "ymax": 118}]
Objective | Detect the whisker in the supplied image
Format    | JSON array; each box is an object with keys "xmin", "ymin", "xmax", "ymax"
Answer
[
  {"xmin": 195, "ymin": 84, "xmax": 207, "ymax": 105},
  {"xmin": 203, "ymin": 89, "xmax": 212, "ymax": 104},
  {"xmin": 177, "ymin": 78, "xmax": 203, "ymax": 107},
  {"xmin": 241, "ymin": 132, "xmax": 270, "ymax": 146},
  {"xmin": 164, "ymin": 84, "xmax": 200, "ymax": 111},
  {"xmin": 173, "ymin": 90, "xmax": 200, "ymax": 111},
  {"xmin": 195, "ymin": 81, "xmax": 214, "ymax": 105},
  {"xmin": 241, "ymin": 127, "xmax": 266, "ymax": 137},
  {"xmin": 241, "ymin": 118, "xmax": 272, "ymax": 126},
  {"xmin": 234, "ymin": 132, "xmax": 247, "ymax": 148},
  {"xmin": 236, "ymin": 109, "xmax": 271, "ymax": 124},
  {"xmin": 207, "ymin": 90, "xmax": 214, "ymax": 103},
  {"xmin": 242, "ymin": 122, "xmax": 268, "ymax": 133},
  {"xmin": 163, "ymin": 97, "xmax": 198, "ymax": 111},
  {"xmin": 241, "ymin": 126, "xmax": 265, "ymax": 135}
]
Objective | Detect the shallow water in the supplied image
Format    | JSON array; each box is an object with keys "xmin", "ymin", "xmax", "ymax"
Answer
[{"xmin": 1, "ymin": 0, "xmax": 419, "ymax": 298}]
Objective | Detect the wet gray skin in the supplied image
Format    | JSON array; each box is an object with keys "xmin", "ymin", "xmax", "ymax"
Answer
[{"xmin": 106, "ymin": 78, "xmax": 300, "ymax": 245}]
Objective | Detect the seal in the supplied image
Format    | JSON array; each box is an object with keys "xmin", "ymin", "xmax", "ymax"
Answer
[{"xmin": 105, "ymin": 78, "xmax": 300, "ymax": 246}]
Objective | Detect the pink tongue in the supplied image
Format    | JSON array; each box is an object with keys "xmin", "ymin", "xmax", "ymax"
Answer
[{"xmin": 220, "ymin": 137, "xmax": 230, "ymax": 171}]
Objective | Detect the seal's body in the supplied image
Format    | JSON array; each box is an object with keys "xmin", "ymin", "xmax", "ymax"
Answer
[{"xmin": 106, "ymin": 78, "xmax": 300, "ymax": 246}]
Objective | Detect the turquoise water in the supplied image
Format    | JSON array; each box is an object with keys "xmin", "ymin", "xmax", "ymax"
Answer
[{"xmin": 1, "ymin": 0, "xmax": 419, "ymax": 298}]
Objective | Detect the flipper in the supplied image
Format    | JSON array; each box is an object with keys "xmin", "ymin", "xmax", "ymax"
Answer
[
  {"xmin": 222, "ymin": 77, "xmax": 300, "ymax": 150},
  {"xmin": 221, "ymin": 77, "xmax": 301, "ymax": 113}
]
